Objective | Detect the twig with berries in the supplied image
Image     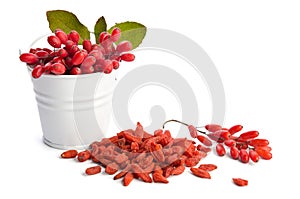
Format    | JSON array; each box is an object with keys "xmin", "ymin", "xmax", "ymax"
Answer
[{"xmin": 162, "ymin": 119, "xmax": 272, "ymax": 164}]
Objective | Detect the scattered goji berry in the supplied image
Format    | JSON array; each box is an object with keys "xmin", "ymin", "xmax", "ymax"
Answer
[
  {"xmin": 190, "ymin": 168, "xmax": 211, "ymax": 179},
  {"xmin": 199, "ymin": 164, "xmax": 217, "ymax": 171},
  {"xmin": 61, "ymin": 150, "xmax": 78, "ymax": 158},
  {"xmin": 232, "ymin": 178, "xmax": 248, "ymax": 186},
  {"xmin": 85, "ymin": 166, "xmax": 101, "ymax": 175},
  {"xmin": 77, "ymin": 150, "xmax": 91, "ymax": 162}
]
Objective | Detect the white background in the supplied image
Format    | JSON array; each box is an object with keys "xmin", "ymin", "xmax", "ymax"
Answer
[{"xmin": 1, "ymin": 0, "xmax": 299, "ymax": 198}]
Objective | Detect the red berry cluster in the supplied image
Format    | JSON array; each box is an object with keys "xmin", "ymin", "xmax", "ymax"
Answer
[
  {"xmin": 163, "ymin": 120, "xmax": 272, "ymax": 164},
  {"xmin": 19, "ymin": 28, "xmax": 135, "ymax": 78}
]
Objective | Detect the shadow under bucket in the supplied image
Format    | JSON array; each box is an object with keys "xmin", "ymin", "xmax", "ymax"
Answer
[{"xmin": 29, "ymin": 67, "xmax": 116, "ymax": 149}]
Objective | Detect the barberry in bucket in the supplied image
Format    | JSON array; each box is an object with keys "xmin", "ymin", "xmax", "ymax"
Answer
[{"xmin": 19, "ymin": 28, "xmax": 135, "ymax": 78}]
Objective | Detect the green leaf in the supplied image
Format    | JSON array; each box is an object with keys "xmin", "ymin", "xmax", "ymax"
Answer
[
  {"xmin": 94, "ymin": 16, "xmax": 107, "ymax": 44},
  {"xmin": 108, "ymin": 22, "xmax": 146, "ymax": 49},
  {"xmin": 46, "ymin": 10, "xmax": 90, "ymax": 44}
]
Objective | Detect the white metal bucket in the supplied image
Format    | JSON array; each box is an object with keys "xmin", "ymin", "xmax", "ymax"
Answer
[{"xmin": 29, "ymin": 68, "xmax": 116, "ymax": 149}]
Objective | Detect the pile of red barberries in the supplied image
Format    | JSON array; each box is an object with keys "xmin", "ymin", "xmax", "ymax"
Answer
[
  {"xmin": 19, "ymin": 28, "xmax": 134, "ymax": 78},
  {"xmin": 60, "ymin": 121, "xmax": 271, "ymax": 186}
]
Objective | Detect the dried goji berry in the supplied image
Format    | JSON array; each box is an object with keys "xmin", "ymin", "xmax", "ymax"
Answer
[
  {"xmin": 190, "ymin": 168, "xmax": 211, "ymax": 179},
  {"xmin": 115, "ymin": 153, "xmax": 128, "ymax": 164},
  {"xmin": 61, "ymin": 150, "xmax": 78, "ymax": 158},
  {"xmin": 171, "ymin": 165, "xmax": 185, "ymax": 175},
  {"xmin": 131, "ymin": 164, "xmax": 152, "ymax": 183},
  {"xmin": 198, "ymin": 164, "xmax": 217, "ymax": 171},
  {"xmin": 123, "ymin": 131, "xmax": 142, "ymax": 143},
  {"xmin": 163, "ymin": 166, "xmax": 173, "ymax": 178},
  {"xmin": 152, "ymin": 172, "xmax": 169, "ymax": 183},
  {"xmin": 150, "ymin": 143, "xmax": 165, "ymax": 162},
  {"xmin": 123, "ymin": 172, "xmax": 134, "ymax": 186},
  {"xmin": 85, "ymin": 166, "xmax": 101, "ymax": 175},
  {"xmin": 134, "ymin": 122, "xmax": 144, "ymax": 138},
  {"xmin": 77, "ymin": 150, "xmax": 91, "ymax": 162},
  {"xmin": 113, "ymin": 170, "xmax": 128, "ymax": 180},
  {"xmin": 185, "ymin": 157, "xmax": 200, "ymax": 167},
  {"xmin": 232, "ymin": 178, "xmax": 248, "ymax": 186},
  {"xmin": 105, "ymin": 162, "xmax": 119, "ymax": 175}
]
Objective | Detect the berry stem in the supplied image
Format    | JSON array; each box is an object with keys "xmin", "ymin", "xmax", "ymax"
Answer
[{"xmin": 162, "ymin": 119, "xmax": 207, "ymax": 135}]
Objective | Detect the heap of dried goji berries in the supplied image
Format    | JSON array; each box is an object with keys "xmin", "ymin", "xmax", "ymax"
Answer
[{"xmin": 61, "ymin": 120, "xmax": 272, "ymax": 186}]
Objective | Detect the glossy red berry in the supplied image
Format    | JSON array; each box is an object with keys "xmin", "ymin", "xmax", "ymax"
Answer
[
  {"xmin": 42, "ymin": 48, "xmax": 53, "ymax": 54},
  {"xmin": 249, "ymin": 149, "xmax": 259, "ymax": 162},
  {"xmin": 230, "ymin": 146, "xmax": 239, "ymax": 160},
  {"xmin": 81, "ymin": 66, "xmax": 95, "ymax": 74},
  {"xmin": 81, "ymin": 56, "xmax": 96, "ymax": 69},
  {"xmin": 64, "ymin": 57, "xmax": 73, "ymax": 70},
  {"xmin": 103, "ymin": 60, "xmax": 113, "ymax": 74},
  {"xmin": 120, "ymin": 53, "xmax": 135, "ymax": 62},
  {"xmin": 32, "ymin": 65, "xmax": 44, "ymax": 78},
  {"xmin": 83, "ymin": 39, "xmax": 92, "ymax": 52},
  {"xmin": 70, "ymin": 67, "xmax": 81, "ymax": 75},
  {"xmin": 205, "ymin": 124, "xmax": 222, "ymax": 132},
  {"xmin": 19, "ymin": 53, "xmax": 39, "ymax": 64},
  {"xmin": 239, "ymin": 131, "xmax": 259, "ymax": 140},
  {"xmin": 47, "ymin": 35, "xmax": 61, "ymax": 48},
  {"xmin": 51, "ymin": 63, "xmax": 66, "ymax": 75},
  {"xmin": 43, "ymin": 62, "xmax": 52, "ymax": 74},
  {"xmin": 228, "ymin": 125, "xmax": 243, "ymax": 135},
  {"xmin": 219, "ymin": 130, "xmax": 231, "ymax": 140},
  {"xmin": 65, "ymin": 40, "xmax": 75, "ymax": 51},
  {"xmin": 112, "ymin": 60, "xmax": 120, "ymax": 69},
  {"xmin": 239, "ymin": 149, "xmax": 249, "ymax": 163},
  {"xmin": 116, "ymin": 41, "xmax": 132, "ymax": 53},
  {"xmin": 102, "ymin": 33, "xmax": 111, "ymax": 42},
  {"xmin": 89, "ymin": 50, "xmax": 104, "ymax": 61},
  {"xmin": 68, "ymin": 45, "xmax": 80, "ymax": 56},
  {"xmin": 57, "ymin": 48, "xmax": 68, "ymax": 58},
  {"xmin": 55, "ymin": 29, "xmax": 68, "ymax": 44},
  {"xmin": 224, "ymin": 139, "xmax": 236, "ymax": 147},
  {"xmin": 188, "ymin": 125, "xmax": 198, "ymax": 138},
  {"xmin": 99, "ymin": 32, "xmax": 108, "ymax": 43},
  {"xmin": 254, "ymin": 146, "xmax": 272, "ymax": 152},
  {"xmin": 68, "ymin": 30, "xmax": 80, "ymax": 44},
  {"xmin": 216, "ymin": 143, "xmax": 226, "ymax": 156},
  {"xmin": 111, "ymin": 27, "xmax": 121, "ymax": 42},
  {"xmin": 35, "ymin": 50, "xmax": 49, "ymax": 59},
  {"xmin": 249, "ymin": 139, "xmax": 269, "ymax": 147},
  {"xmin": 255, "ymin": 148, "xmax": 272, "ymax": 160},
  {"xmin": 236, "ymin": 142, "xmax": 248, "ymax": 150},
  {"xmin": 72, "ymin": 51, "xmax": 85, "ymax": 65},
  {"xmin": 196, "ymin": 135, "xmax": 212, "ymax": 146}
]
